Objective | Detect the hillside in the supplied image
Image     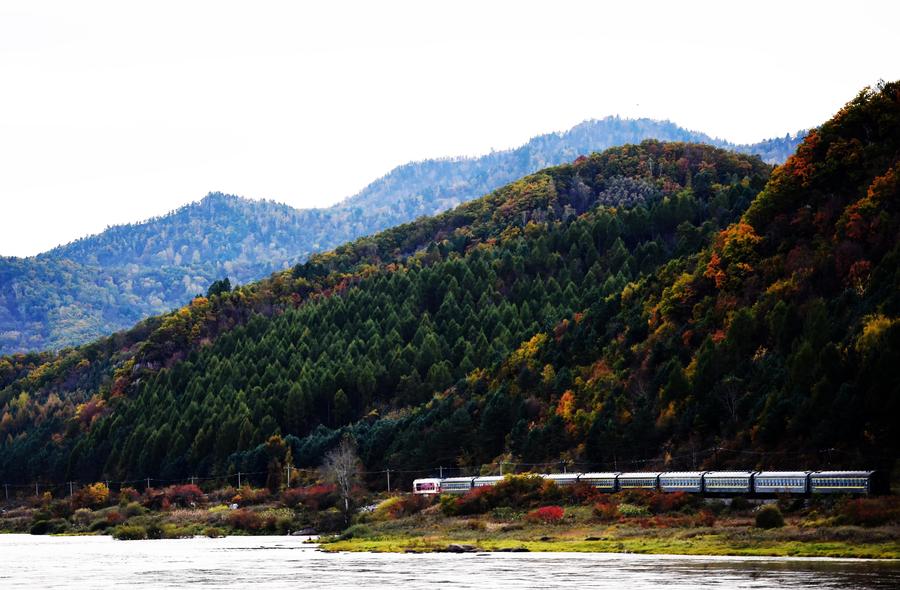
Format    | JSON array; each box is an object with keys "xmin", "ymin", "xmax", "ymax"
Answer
[
  {"xmin": 2, "ymin": 83, "xmax": 894, "ymax": 492},
  {"xmin": 0, "ymin": 119, "xmax": 802, "ymax": 355}
]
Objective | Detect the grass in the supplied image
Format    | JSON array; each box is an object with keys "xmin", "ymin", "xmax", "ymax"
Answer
[{"xmin": 320, "ymin": 512, "xmax": 900, "ymax": 559}]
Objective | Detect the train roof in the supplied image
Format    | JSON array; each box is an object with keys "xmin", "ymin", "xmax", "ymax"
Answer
[
  {"xmin": 545, "ymin": 473, "xmax": 579, "ymax": 478},
  {"xmin": 441, "ymin": 476, "xmax": 475, "ymax": 482},
  {"xmin": 756, "ymin": 471, "xmax": 810, "ymax": 477},
  {"xmin": 578, "ymin": 472, "xmax": 619, "ymax": 478},
  {"xmin": 618, "ymin": 472, "xmax": 662, "ymax": 478},
  {"xmin": 704, "ymin": 471, "xmax": 756, "ymax": 477},
  {"xmin": 473, "ymin": 475, "xmax": 505, "ymax": 482},
  {"xmin": 659, "ymin": 471, "xmax": 706, "ymax": 477},
  {"xmin": 811, "ymin": 470, "xmax": 874, "ymax": 476},
  {"xmin": 412, "ymin": 477, "xmax": 441, "ymax": 482}
]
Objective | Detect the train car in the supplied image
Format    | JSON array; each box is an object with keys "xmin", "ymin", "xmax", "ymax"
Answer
[
  {"xmin": 577, "ymin": 472, "xmax": 619, "ymax": 492},
  {"xmin": 412, "ymin": 478, "xmax": 442, "ymax": 495},
  {"xmin": 753, "ymin": 471, "xmax": 810, "ymax": 495},
  {"xmin": 659, "ymin": 471, "xmax": 706, "ymax": 493},
  {"xmin": 440, "ymin": 476, "xmax": 476, "ymax": 494},
  {"xmin": 809, "ymin": 471, "xmax": 877, "ymax": 495},
  {"xmin": 702, "ymin": 471, "xmax": 756, "ymax": 495},
  {"xmin": 473, "ymin": 475, "xmax": 505, "ymax": 489},
  {"xmin": 545, "ymin": 473, "xmax": 580, "ymax": 487},
  {"xmin": 618, "ymin": 472, "xmax": 661, "ymax": 490}
]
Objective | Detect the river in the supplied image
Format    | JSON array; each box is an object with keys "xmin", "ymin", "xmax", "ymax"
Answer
[{"xmin": 1, "ymin": 535, "xmax": 898, "ymax": 589}]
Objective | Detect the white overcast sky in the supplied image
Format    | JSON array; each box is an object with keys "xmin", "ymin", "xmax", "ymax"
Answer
[{"xmin": 1, "ymin": 1, "xmax": 898, "ymax": 257}]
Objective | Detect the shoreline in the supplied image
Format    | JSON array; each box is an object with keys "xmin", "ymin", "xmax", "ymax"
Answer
[{"xmin": 1, "ymin": 531, "xmax": 898, "ymax": 562}]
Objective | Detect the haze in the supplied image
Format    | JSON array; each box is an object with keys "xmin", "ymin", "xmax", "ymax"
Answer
[{"xmin": 1, "ymin": 0, "xmax": 897, "ymax": 257}]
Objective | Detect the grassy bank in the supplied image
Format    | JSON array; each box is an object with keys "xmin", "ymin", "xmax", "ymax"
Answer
[
  {"xmin": 320, "ymin": 508, "xmax": 900, "ymax": 559},
  {"xmin": 318, "ymin": 479, "xmax": 900, "ymax": 559}
]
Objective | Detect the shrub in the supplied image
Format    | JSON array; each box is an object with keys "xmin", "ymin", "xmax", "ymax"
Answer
[
  {"xmin": 146, "ymin": 523, "xmax": 164, "ymax": 539},
  {"xmin": 617, "ymin": 503, "xmax": 650, "ymax": 517},
  {"xmin": 165, "ymin": 484, "xmax": 205, "ymax": 508},
  {"xmin": 118, "ymin": 487, "xmax": 141, "ymax": 505},
  {"xmin": 30, "ymin": 519, "xmax": 69, "ymax": 535},
  {"xmin": 452, "ymin": 486, "xmax": 495, "ymax": 516},
  {"xmin": 231, "ymin": 486, "xmax": 270, "ymax": 507},
  {"xmin": 647, "ymin": 491, "xmax": 699, "ymax": 514},
  {"xmin": 526, "ymin": 505, "xmax": 565, "ymax": 524},
  {"xmin": 73, "ymin": 483, "xmax": 110, "ymax": 509},
  {"xmin": 593, "ymin": 501, "xmax": 619, "ymax": 522},
  {"xmin": 695, "ymin": 509, "xmax": 717, "ymax": 527},
  {"xmin": 315, "ymin": 507, "xmax": 346, "ymax": 533},
  {"xmin": 106, "ymin": 511, "xmax": 126, "ymax": 525},
  {"xmin": 372, "ymin": 494, "xmax": 430, "ymax": 521},
  {"xmin": 225, "ymin": 508, "xmax": 263, "ymax": 531},
  {"xmin": 204, "ymin": 527, "xmax": 225, "ymax": 538},
  {"xmin": 837, "ymin": 497, "xmax": 900, "ymax": 527},
  {"xmin": 72, "ymin": 508, "xmax": 95, "ymax": 527},
  {"xmin": 89, "ymin": 518, "xmax": 110, "ymax": 532},
  {"xmin": 122, "ymin": 502, "xmax": 145, "ymax": 518},
  {"xmin": 112, "ymin": 525, "xmax": 148, "ymax": 540},
  {"xmin": 729, "ymin": 496, "xmax": 752, "ymax": 512},
  {"xmin": 755, "ymin": 504, "xmax": 785, "ymax": 529},
  {"xmin": 141, "ymin": 488, "xmax": 170, "ymax": 511},
  {"xmin": 282, "ymin": 484, "xmax": 337, "ymax": 510},
  {"xmin": 439, "ymin": 494, "xmax": 461, "ymax": 516}
]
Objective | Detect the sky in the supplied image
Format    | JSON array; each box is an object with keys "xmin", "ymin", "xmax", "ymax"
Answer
[{"xmin": 1, "ymin": 1, "xmax": 898, "ymax": 257}]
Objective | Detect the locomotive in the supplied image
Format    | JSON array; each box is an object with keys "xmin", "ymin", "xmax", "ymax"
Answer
[{"xmin": 413, "ymin": 470, "xmax": 886, "ymax": 496}]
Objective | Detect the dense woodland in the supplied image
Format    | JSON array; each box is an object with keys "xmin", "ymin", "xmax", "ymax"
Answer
[
  {"xmin": 0, "ymin": 119, "xmax": 802, "ymax": 355},
  {"xmin": 0, "ymin": 83, "xmax": 896, "ymax": 493}
]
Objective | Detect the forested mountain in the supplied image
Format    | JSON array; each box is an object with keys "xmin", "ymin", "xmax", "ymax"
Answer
[
  {"xmin": 0, "ymin": 119, "xmax": 803, "ymax": 355},
  {"xmin": 2, "ymin": 82, "xmax": 894, "ymax": 492}
]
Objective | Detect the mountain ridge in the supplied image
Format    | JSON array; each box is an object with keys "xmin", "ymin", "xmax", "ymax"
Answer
[{"xmin": 1, "ymin": 117, "xmax": 803, "ymax": 355}]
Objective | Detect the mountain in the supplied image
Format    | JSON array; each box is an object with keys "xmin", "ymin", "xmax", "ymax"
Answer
[
  {"xmin": 0, "ymin": 118, "xmax": 804, "ymax": 355},
  {"xmin": 13, "ymin": 79, "xmax": 897, "ymax": 489}
]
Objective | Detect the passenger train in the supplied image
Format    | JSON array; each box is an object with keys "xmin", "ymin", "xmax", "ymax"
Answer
[{"xmin": 413, "ymin": 470, "xmax": 886, "ymax": 496}]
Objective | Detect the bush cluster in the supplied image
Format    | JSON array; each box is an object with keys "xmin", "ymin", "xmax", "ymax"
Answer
[
  {"xmin": 526, "ymin": 505, "xmax": 565, "ymax": 524},
  {"xmin": 755, "ymin": 504, "xmax": 785, "ymax": 529}
]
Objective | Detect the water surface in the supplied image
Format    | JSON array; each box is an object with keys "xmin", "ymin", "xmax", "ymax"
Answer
[{"xmin": 1, "ymin": 534, "xmax": 898, "ymax": 589}]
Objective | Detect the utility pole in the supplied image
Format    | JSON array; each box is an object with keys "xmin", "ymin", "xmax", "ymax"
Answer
[
  {"xmin": 146, "ymin": 477, "xmax": 151, "ymax": 491},
  {"xmin": 285, "ymin": 465, "xmax": 291, "ymax": 489},
  {"xmin": 35, "ymin": 483, "xmax": 39, "ymax": 497},
  {"xmin": 386, "ymin": 469, "xmax": 391, "ymax": 493},
  {"xmin": 68, "ymin": 481, "xmax": 74, "ymax": 498},
  {"xmin": 4, "ymin": 483, "xmax": 8, "ymax": 501},
  {"xmin": 439, "ymin": 466, "xmax": 443, "ymax": 479},
  {"xmin": 237, "ymin": 472, "xmax": 242, "ymax": 488}
]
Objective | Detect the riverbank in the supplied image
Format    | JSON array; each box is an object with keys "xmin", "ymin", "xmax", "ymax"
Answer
[{"xmin": 319, "ymin": 496, "xmax": 900, "ymax": 559}]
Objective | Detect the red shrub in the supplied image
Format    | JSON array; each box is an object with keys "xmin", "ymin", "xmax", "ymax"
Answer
[
  {"xmin": 593, "ymin": 500, "xmax": 619, "ymax": 522},
  {"xmin": 648, "ymin": 491, "xmax": 694, "ymax": 514},
  {"xmin": 226, "ymin": 508, "xmax": 263, "ymax": 531},
  {"xmin": 453, "ymin": 486, "xmax": 495, "ymax": 516},
  {"xmin": 526, "ymin": 505, "xmax": 565, "ymax": 524},
  {"xmin": 165, "ymin": 484, "xmax": 205, "ymax": 507},
  {"xmin": 141, "ymin": 488, "xmax": 170, "ymax": 511},
  {"xmin": 838, "ymin": 497, "xmax": 900, "ymax": 527},
  {"xmin": 281, "ymin": 484, "xmax": 337, "ymax": 510},
  {"xmin": 106, "ymin": 511, "xmax": 126, "ymax": 525}
]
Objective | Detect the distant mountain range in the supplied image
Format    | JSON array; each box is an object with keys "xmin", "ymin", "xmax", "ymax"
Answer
[{"xmin": 0, "ymin": 117, "xmax": 804, "ymax": 354}]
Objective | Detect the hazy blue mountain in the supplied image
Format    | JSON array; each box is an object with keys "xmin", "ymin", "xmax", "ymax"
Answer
[{"xmin": 0, "ymin": 117, "xmax": 804, "ymax": 354}]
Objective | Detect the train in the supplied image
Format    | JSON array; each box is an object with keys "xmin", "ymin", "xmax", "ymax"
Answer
[{"xmin": 412, "ymin": 470, "xmax": 887, "ymax": 496}]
